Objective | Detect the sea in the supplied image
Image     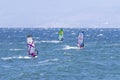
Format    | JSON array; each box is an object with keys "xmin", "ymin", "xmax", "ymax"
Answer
[{"xmin": 0, "ymin": 28, "xmax": 120, "ymax": 80}]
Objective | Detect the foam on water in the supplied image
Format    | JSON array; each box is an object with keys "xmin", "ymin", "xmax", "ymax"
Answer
[
  {"xmin": 100, "ymin": 29, "xmax": 104, "ymax": 32},
  {"xmin": 27, "ymin": 58, "xmax": 60, "ymax": 66},
  {"xmin": 38, "ymin": 58, "xmax": 59, "ymax": 64},
  {"xmin": 71, "ymin": 32, "xmax": 76, "ymax": 35},
  {"xmin": 1, "ymin": 56, "xmax": 33, "ymax": 60},
  {"xmin": 86, "ymin": 34, "xmax": 90, "ymax": 37},
  {"xmin": 97, "ymin": 33, "xmax": 104, "ymax": 36},
  {"xmin": 63, "ymin": 45, "xmax": 80, "ymax": 50},
  {"xmin": 9, "ymin": 49, "xmax": 24, "ymax": 51},
  {"xmin": 63, "ymin": 52, "xmax": 73, "ymax": 56},
  {"xmin": 34, "ymin": 37, "xmax": 40, "ymax": 39},
  {"xmin": 36, "ymin": 40, "xmax": 61, "ymax": 43}
]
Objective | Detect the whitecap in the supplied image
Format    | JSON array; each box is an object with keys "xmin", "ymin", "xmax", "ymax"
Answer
[
  {"xmin": 38, "ymin": 60, "xmax": 49, "ymax": 64},
  {"xmin": 36, "ymin": 40, "xmax": 61, "ymax": 43},
  {"xmin": 9, "ymin": 49, "xmax": 24, "ymax": 51},
  {"xmin": 1, "ymin": 57, "xmax": 12, "ymax": 60},
  {"xmin": 97, "ymin": 34, "xmax": 104, "ymax": 36},
  {"xmin": 17, "ymin": 56, "xmax": 33, "ymax": 59},
  {"xmin": 64, "ymin": 52, "xmax": 73, "ymax": 56},
  {"xmin": 86, "ymin": 35, "xmax": 90, "ymax": 37},
  {"xmin": 71, "ymin": 32, "xmax": 76, "ymax": 35},
  {"xmin": 1, "ymin": 56, "xmax": 32, "ymax": 60},
  {"xmin": 38, "ymin": 58, "xmax": 59, "ymax": 64},
  {"xmin": 34, "ymin": 37, "xmax": 40, "ymax": 39},
  {"xmin": 39, "ymin": 73, "xmax": 44, "ymax": 76},
  {"xmin": 63, "ymin": 45, "xmax": 80, "ymax": 50}
]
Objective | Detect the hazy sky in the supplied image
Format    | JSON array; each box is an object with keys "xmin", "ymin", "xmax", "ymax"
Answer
[{"xmin": 0, "ymin": 0, "xmax": 120, "ymax": 28}]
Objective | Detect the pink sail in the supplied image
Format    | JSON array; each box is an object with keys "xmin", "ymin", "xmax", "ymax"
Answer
[{"xmin": 27, "ymin": 35, "xmax": 38, "ymax": 57}]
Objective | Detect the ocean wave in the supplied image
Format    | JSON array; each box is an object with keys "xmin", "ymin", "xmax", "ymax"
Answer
[
  {"xmin": 86, "ymin": 35, "xmax": 90, "ymax": 37},
  {"xmin": 38, "ymin": 58, "xmax": 59, "ymax": 64},
  {"xmin": 63, "ymin": 45, "xmax": 80, "ymax": 50},
  {"xmin": 54, "ymin": 32, "xmax": 58, "ymax": 34},
  {"xmin": 97, "ymin": 34, "xmax": 104, "ymax": 36},
  {"xmin": 1, "ymin": 56, "xmax": 33, "ymax": 60},
  {"xmin": 104, "ymin": 43, "xmax": 120, "ymax": 47},
  {"xmin": 100, "ymin": 29, "xmax": 104, "ymax": 32},
  {"xmin": 36, "ymin": 40, "xmax": 61, "ymax": 43},
  {"xmin": 1, "ymin": 65, "xmax": 13, "ymax": 68},
  {"xmin": 64, "ymin": 52, "xmax": 73, "ymax": 56},
  {"xmin": 9, "ymin": 49, "xmax": 24, "ymax": 51},
  {"xmin": 71, "ymin": 32, "xmax": 76, "ymax": 35},
  {"xmin": 34, "ymin": 37, "xmax": 40, "ymax": 39}
]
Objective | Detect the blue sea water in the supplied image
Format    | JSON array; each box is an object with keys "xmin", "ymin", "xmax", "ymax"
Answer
[{"xmin": 0, "ymin": 28, "xmax": 120, "ymax": 80}]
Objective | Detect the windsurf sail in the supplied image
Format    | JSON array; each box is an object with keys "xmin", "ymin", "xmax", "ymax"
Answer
[
  {"xmin": 58, "ymin": 28, "xmax": 64, "ymax": 41},
  {"xmin": 77, "ymin": 31, "xmax": 84, "ymax": 48},
  {"xmin": 27, "ymin": 35, "xmax": 38, "ymax": 57}
]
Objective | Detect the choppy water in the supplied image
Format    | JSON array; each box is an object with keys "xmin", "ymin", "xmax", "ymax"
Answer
[{"xmin": 0, "ymin": 28, "xmax": 120, "ymax": 80}]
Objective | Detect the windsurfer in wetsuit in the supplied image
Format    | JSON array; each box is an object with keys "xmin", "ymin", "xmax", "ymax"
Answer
[
  {"xmin": 77, "ymin": 31, "xmax": 84, "ymax": 48},
  {"xmin": 58, "ymin": 28, "xmax": 64, "ymax": 41},
  {"xmin": 27, "ymin": 35, "xmax": 38, "ymax": 57}
]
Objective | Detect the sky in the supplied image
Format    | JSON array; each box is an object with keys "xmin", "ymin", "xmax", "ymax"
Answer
[{"xmin": 0, "ymin": 0, "xmax": 120, "ymax": 28}]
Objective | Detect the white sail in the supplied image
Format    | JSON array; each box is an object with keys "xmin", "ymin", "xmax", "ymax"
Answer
[
  {"xmin": 77, "ymin": 32, "xmax": 84, "ymax": 48},
  {"xmin": 27, "ymin": 35, "xmax": 38, "ymax": 57}
]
